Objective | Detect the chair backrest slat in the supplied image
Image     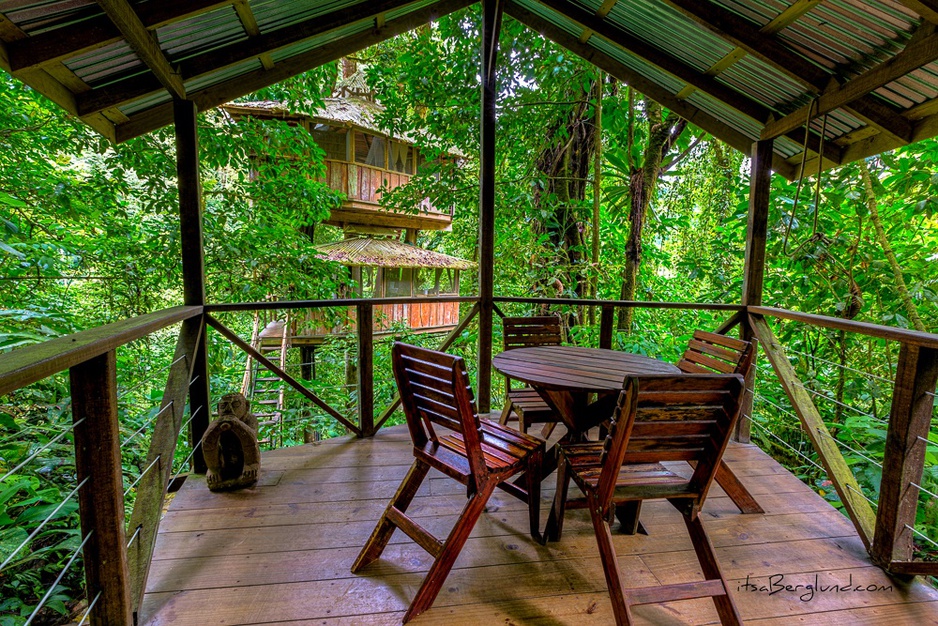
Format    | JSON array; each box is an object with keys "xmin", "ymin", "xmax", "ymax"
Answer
[
  {"xmin": 393, "ymin": 343, "xmax": 485, "ymax": 478},
  {"xmin": 503, "ymin": 316, "xmax": 563, "ymax": 350},
  {"xmin": 678, "ymin": 330, "xmax": 755, "ymax": 377},
  {"xmin": 597, "ymin": 374, "xmax": 745, "ymax": 509}
]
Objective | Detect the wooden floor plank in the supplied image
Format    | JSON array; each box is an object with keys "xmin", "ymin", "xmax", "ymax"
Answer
[{"xmin": 141, "ymin": 425, "xmax": 938, "ymax": 625}]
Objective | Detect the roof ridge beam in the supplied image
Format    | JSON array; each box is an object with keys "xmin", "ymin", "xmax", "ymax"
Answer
[
  {"xmin": 662, "ymin": 0, "xmax": 913, "ymax": 145},
  {"xmin": 95, "ymin": 0, "xmax": 185, "ymax": 100},
  {"xmin": 9, "ymin": 1, "xmax": 234, "ymax": 73},
  {"xmin": 113, "ymin": 0, "xmax": 476, "ymax": 143},
  {"xmin": 535, "ymin": 0, "xmax": 840, "ymax": 163},
  {"xmin": 504, "ymin": 1, "xmax": 798, "ymax": 179},
  {"xmin": 77, "ymin": 0, "xmax": 418, "ymax": 116},
  {"xmin": 762, "ymin": 27, "xmax": 938, "ymax": 141}
]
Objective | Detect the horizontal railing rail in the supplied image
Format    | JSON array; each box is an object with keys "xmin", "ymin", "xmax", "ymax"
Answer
[{"xmin": 0, "ymin": 305, "xmax": 202, "ymax": 397}]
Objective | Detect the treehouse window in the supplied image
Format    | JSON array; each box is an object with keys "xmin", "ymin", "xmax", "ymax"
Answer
[
  {"xmin": 355, "ymin": 132, "xmax": 386, "ymax": 168},
  {"xmin": 310, "ymin": 124, "xmax": 346, "ymax": 161},
  {"xmin": 390, "ymin": 142, "xmax": 413, "ymax": 174},
  {"xmin": 415, "ymin": 269, "xmax": 458, "ymax": 295},
  {"xmin": 384, "ymin": 268, "xmax": 413, "ymax": 297}
]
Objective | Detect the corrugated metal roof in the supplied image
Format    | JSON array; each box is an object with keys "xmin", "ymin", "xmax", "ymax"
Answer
[
  {"xmin": 1, "ymin": 0, "xmax": 937, "ymax": 177},
  {"xmin": 315, "ymin": 237, "xmax": 476, "ymax": 269}
]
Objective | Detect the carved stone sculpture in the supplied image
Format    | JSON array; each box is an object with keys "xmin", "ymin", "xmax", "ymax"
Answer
[{"xmin": 202, "ymin": 392, "xmax": 260, "ymax": 491}]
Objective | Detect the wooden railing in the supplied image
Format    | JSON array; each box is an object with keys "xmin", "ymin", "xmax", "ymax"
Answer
[
  {"xmin": 0, "ymin": 305, "xmax": 204, "ymax": 623},
  {"xmin": 1, "ymin": 297, "xmax": 936, "ymax": 623},
  {"xmin": 322, "ymin": 160, "xmax": 452, "ymax": 215}
]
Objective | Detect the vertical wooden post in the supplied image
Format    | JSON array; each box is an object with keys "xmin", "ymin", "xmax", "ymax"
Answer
[
  {"xmin": 599, "ymin": 305, "xmax": 614, "ymax": 350},
  {"xmin": 358, "ymin": 303, "xmax": 375, "ymax": 437},
  {"xmin": 738, "ymin": 139, "xmax": 773, "ymax": 443},
  {"xmin": 70, "ymin": 351, "xmax": 133, "ymax": 625},
  {"xmin": 477, "ymin": 0, "xmax": 503, "ymax": 414},
  {"xmin": 174, "ymin": 98, "xmax": 210, "ymax": 472},
  {"xmin": 872, "ymin": 344, "xmax": 938, "ymax": 568}
]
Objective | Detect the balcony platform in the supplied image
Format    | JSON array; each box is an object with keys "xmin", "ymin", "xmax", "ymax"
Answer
[{"xmin": 141, "ymin": 425, "xmax": 938, "ymax": 625}]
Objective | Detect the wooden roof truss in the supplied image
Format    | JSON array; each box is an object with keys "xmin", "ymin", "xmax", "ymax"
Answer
[{"xmin": 2, "ymin": 0, "xmax": 938, "ymax": 177}]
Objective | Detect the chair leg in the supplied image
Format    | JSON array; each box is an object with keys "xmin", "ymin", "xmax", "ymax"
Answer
[
  {"xmin": 544, "ymin": 454, "xmax": 571, "ymax": 542},
  {"xmin": 526, "ymin": 449, "xmax": 542, "ymax": 542},
  {"xmin": 589, "ymin": 500, "xmax": 632, "ymax": 626},
  {"xmin": 682, "ymin": 512, "xmax": 742, "ymax": 626},
  {"xmin": 352, "ymin": 459, "xmax": 429, "ymax": 573},
  {"xmin": 499, "ymin": 399, "xmax": 514, "ymax": 426},
  {"xmin": 403, "ymin": 479, "xmax": 498, "ymax": 623}
]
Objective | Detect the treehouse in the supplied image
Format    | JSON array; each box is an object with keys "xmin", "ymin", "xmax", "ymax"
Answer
[
  {"xmin": 222, "ymin": 95, "xmax": 457, "ymax": 232},
  {"xmin": 4, "ymin": 1, "xmax": 938, "ymax": 625}
]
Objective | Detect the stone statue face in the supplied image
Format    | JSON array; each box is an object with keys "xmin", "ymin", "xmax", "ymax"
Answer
[{"xmin": 218, "ymin": 393, "xmax": 248, "ymax": 419}]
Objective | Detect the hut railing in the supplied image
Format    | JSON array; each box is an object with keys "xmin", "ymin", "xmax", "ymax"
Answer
[{"xmin": 2, "ymin": 297, "xmax": 937, "ymax": 623}]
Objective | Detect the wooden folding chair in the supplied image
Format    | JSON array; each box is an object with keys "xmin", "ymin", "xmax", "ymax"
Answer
[
  {"xmin": 498, "ymin": 315, "xmax": 563, "ymax": 436},
  {"xmin": 679, "ymin": 330, "xmax": 763, "ymax": 516},
  {"xmin": 351, "ymin": 343, "xmax": 544, "ymax": 623},
  {"xmin": 544, "ymin": 374, "xmax": 746, "ymax": 626}
]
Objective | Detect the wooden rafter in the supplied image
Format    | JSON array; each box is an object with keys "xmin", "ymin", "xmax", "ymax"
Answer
[
  {"xmin": 7, "ymin": 1, "xmax": 234, "ymax": 73},
  {"xmin": 674, "ymin": 0, "xmax": 822, "ymax": 101},
  {"xmin": 762, "ymin": 28, "xmax": 938, "ymax": 141},
  {"xmin": 504, "ymin": 1, "xmax": 798, "ymax": 179},
  {"xmin": 577, "ymin": 0, "xmax": 616, "ymax": 44},
  {"xmin": 95, "ymin": 0, "xmax": 185, "ymax": 100},
  {"xmin": 535, "ymin": 0, "xmax": 842, "ymax": 164},
  {"xmin": 663, "ymin": 0, "xmax": 914, "ymax": 144},
  {"xmin": 78, "ymin": 0, "xmax": 417, "ymax": 116},
  {"xmin": 114, "ymin": 0, "xmax": 476, "ymax": 143},
  {"xmin": 233, "ymin": 0, "xmax": 275, "ymax": 70}
]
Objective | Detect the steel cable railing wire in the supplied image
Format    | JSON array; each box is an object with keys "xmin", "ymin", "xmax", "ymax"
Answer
[
  {"xmin": 121, "ymin": 401, "xmax": 173, "ymax": 449},
  {"xmin": 0, "ymin": 476, "xmax": 89, "ymax": 572},
  {"xmin": 755, "ymin": 363, "xmax": 888, "ymax": 425},
  {"xmin": 0, "ymin": 418, "xmax": 85, "ymax": 483},
  {"xmin": 783, "ymin": 346, "xmax": 894, "ymax": 384},
  {"xmin": 76, "ymin": 591, "xmax": 102, "ymax": 626},
  {"xmin": 23, "ymin": 530, "xmax": 93, "ymax": 626}
]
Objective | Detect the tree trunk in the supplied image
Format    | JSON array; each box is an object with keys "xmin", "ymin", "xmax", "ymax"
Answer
[
  {"xmin": 532, "ymin": 79, "xmax": 600, "ymax": 317},
  {"xmin": 859, "ymin": 160, "xmax": 926, "ymax": 332},
  {"xmin": 617, "ymin": 99, "xmax": 687, "ymax": 331}
]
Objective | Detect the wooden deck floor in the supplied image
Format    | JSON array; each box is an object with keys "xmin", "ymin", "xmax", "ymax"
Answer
[{"xmin": 141, "ymin": 425, "xmax": 938, "ymax": 625}]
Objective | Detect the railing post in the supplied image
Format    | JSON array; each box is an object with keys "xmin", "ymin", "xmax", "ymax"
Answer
[
  {"xmin": 599, "ymin": 305, "xmax": 614, "ymax": 349},
  {"xmin": 357, "ymin": 303, "xmax": 375, "ymax": 437},
  {"xmin": 70, "ymin": 351, "xmax": 133, "ymax": 625},
  {"xmin": 872, "ymin": 343, "xmax": 938, "ymax": 569}
]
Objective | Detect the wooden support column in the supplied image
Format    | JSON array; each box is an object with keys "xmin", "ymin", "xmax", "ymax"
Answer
[
  {"xmin": 477, "ymin": 0, "xmax": 503, "ymax": 414},
  {"xmin": 872, "ymin": 343, "xmax": 938, "ymax": 569},
  {"xmin": 70, "ymin": 351, "xmax": 133, "ymax": 626},
  {"xmin": 738, "ymin": 139, "xmax": 773, "ymax": 443},
  {"xmin": 174, "ymin": 98, "xmax": 210, "ymax": 472},
  {"xmin": 357, "ymin": 303, "xmax": 375, "ymax": 437}
]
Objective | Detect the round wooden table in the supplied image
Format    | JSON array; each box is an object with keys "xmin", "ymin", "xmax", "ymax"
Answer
[{"xmin": 493, "ymin": 345, "xmax": 681, "ymax": 435}]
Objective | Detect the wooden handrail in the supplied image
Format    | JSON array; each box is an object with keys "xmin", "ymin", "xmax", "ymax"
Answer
[
  {"xmin": 495, "ymin": 296, "xmax": 744, "ymax": 311},
  {"xmin": 0, "ymin": 305, "xmax": 202, "ymax": 397},
  {"xmin": 750, "ymin": 306, "xmax": 938, "ymax": 349},
  {"xmin": 205, "ymin": 296, "xmax": 477, "ymax": 312}
]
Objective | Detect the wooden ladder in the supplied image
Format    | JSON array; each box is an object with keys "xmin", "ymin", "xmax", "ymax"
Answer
[{"xmin": 248, "ymin": 312, "xmax": 290, "ymax": 446}]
